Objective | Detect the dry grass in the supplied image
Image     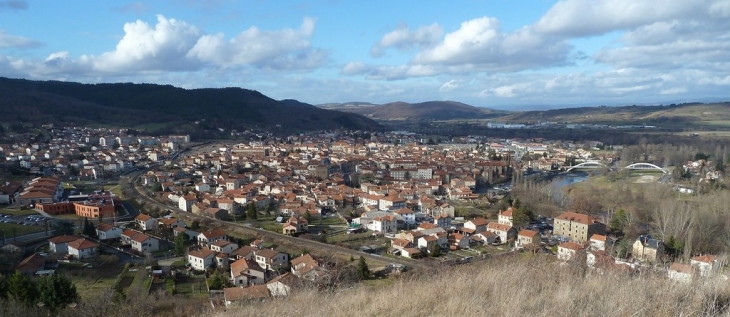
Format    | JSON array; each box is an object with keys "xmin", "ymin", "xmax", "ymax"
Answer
[{"xmin": 215, "ymin": 257, "xmax": 730, "ymax": 317}]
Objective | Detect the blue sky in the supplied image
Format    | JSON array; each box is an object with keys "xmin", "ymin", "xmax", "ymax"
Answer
[{"xmin": 1, "ymin": 0, "xmax": 729, "ymax": 110}]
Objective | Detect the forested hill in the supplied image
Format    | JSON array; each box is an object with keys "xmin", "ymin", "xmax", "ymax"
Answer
[{"xmin": 0, "ymin": 77, "xmax": 382, "ymax": 135}]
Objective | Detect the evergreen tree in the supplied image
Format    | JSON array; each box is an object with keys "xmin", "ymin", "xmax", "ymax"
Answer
[
  {"xmin": 357, "ymin": 256, "xmax": 370, "ymax": 280},
  {"xmin": 174, "ymin": 232, "xmax": 188, "ymax": 256},
  {"xmin": 610, "ymin": 209, "xmax": 628, "ymax": 233},
  {"xmin": 37, "ymin": 274, "xmax": 78, "ymax": 313},
  {"xmin": 246, "ymin": 203, "xmax": 258, "ymax": 220},
  {"xmin": 190, "ymin": 220, "xmax": 200, "ymax": 231},
  {"xmin": 0, "ymin": 274, "xmax": 8, "ymax": 299},
  {"xmin": 208, "ymin": 271, "xmax": 226, "ymax": 290},
  {"xmin": 265, "ymin": 202, "xmax": 273, "ymax": 217},
  {"xmin": 82, "ymin": 217, "xmax": 96, "ymax": 237},
  {"xmin": 511, "ymin": 207, "xmax": 531, "ymax": 228},
  {"xmin": 7, "ymin": 270, "xmax": 37, "ymax": 307}
]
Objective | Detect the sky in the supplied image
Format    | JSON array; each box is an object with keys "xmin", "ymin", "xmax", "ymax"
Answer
[{"xmin": 1, "ymin": 0, "xmax": 729, "ymax": 110}]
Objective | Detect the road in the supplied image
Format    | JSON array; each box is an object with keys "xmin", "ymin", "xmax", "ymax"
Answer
[{"xmin": 127, "ymin": 167, "xmax": 430, "ymax": 271}]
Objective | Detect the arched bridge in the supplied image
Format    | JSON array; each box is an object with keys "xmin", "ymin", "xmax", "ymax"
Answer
[
  {"xmin": 624, "ymin": 163, "xmax": 668, "ymax": 173},
  {"xmin": 565, "ymin": 161, "xmax": 667, "ymax": 173},
  {"xmin": 565, "ymin": 161, "xmax": 606, "ymax": 173}
]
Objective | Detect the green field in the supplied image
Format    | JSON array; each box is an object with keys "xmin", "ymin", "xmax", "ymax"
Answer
[
  {"xmin": 58, "ymin": 262, "xmax": 126, "ymax": 299},
  {"xmin": 0, "ymin": 207, "xmax": 39, "ymax": 217},
  {"xmin": 0, "ymin": 222, "xmax": 45, "ymax": 236}
]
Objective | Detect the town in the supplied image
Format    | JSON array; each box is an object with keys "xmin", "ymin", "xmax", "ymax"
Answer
[{"xmin": 1, "ymin": 123, "xmax": 727, "ymax": 313}]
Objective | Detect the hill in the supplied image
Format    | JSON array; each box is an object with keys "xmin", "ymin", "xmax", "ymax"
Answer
[
  {"xmin": 499, "ymin": 102, "xmax": 730, "ymax": 127},
  {"xmin": 214, "ymin": 258, "xmax": 729, "ymax": 317},
  {"xmin": 318, "ymin": 101, "xmax": 506, "ymax": 121},
  {"xmin": 0, "ymin": 77, "xmax": 381, "ymax": 135}
]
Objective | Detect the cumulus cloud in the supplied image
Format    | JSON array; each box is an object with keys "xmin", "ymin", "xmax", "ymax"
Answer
[
  {"xmin": 370, "ymin": 23, "xmax": 443, "ymax": 57},
  {"xmin": 0, "ymin": 30, "xmax": 42, "ymax": 49},
  {"xmin": 0, "ymin": 15, "xmax": 326, "ymax": 79},
  {"xmin": 0, "ymin": 0, "xmax": 27, "ymax": 11},
  {"xmin": 533, "ymin": 0, "xmax": 705, "ymax": 37},
  {"xmin": 187, "ymin": 17, "xmax": 320, "ymax": 69}
]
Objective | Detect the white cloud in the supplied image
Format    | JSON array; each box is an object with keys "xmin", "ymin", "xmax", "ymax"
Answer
[
  {"xmin": 370, "ymin": 23, "xmax": 443, "ymax": 57},
  {"xmin": 533, "ymin": 0, "xmax": 706, "ymax": 37},
  {"xmin": 439, "ymin": 79, "xmax": 461, "ymax": 92},
  {"xmin": 0, "ymin": 30, "xmax": 41, "ymax": 49},
  {"xmin": 187, "ymin": 17, "xmax": 320, "ymax": 69},
  {"xmin": 660, "ymin": 87, "xmax": 688, "ymax": 95}
]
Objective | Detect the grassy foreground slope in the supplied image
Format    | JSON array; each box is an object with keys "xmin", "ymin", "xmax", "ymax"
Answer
[{"xmin": 220, "ymin": 258, "xmax": 730, "ymax": 317}]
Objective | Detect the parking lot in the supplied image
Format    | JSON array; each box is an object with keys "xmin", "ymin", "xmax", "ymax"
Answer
[{"xmin": 0, "ymin": 212, "xmax": 48, "ymax": 226}]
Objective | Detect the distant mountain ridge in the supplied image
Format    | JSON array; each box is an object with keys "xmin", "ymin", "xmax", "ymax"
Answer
[
  {"xmin": 0, "ymin": 77, "xmax": 381, "ymax": 135},
  {"xmin": 318, "ymin": 100, "xmax": 507, "ymax": 121}
]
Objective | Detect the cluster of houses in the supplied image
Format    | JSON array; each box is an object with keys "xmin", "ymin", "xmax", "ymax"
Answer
[{"xmin": 0, "ymin": 125, "xmax": 189, "ymax": 181}]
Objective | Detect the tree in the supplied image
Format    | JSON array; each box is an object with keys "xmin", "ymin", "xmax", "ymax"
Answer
[
  {"xmin": 428, "ymin": 243, "xmax": 441, "ymax": 257},
  {"xmin": 208, "ymin": 271, "xmax": 226, "ymax": 290},
  {"xmin": 356, "ymin": 256, "xmax": 370, "ymax": 280},
  {"xmin": 7, "ymin": 271, "xmax": 37, "ymax": 307},
  {"xmin": 52, "ymin": 221, "xmax": 74, "ymax": 236},
  {"xmin": 303, "ymin": 211, "xmax": 311, "ymax": 222},
  {"xmin": 0, "ymin": 274, "xmax": 7, "ymax": 299},
  {"xmin": 173, "ymin": 232, "xmax": 188, "ymax": 256},
  {"xmin": 37, "ymin": 274, "xmax": 78, "ymax": 313},
  {"xmin": 265, "ymin": 202, "xmax": 274, "ymax": 217},
  {"xmin": 190, "ymin": 220, "xmax": 200, "ymax": 231},
  {"xmin": 511, "ymin": 207, "xmax": 531, "ymax": 228},
  {"xmin": 610, "ymin": 209, "xmax": 628, "ymax": 233},
  {"xmin": 82, "ymin": 217, "xmax": 96, "ymax": 237},
  {"xmin": 246, "ymin": 203, "xmax": 258, "ymax": 220}
]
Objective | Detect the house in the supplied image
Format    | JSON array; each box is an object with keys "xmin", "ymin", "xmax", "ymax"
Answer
[
  {"xmin": 449, "ymin": 233, "xmax": 470, "ymax": 249},
  {"xmin": 121, "ymin": 229, "xmax": 141, "ymax": 245},
  {"xmin": 668, "ymin": 263, "xmax": 695, "ymax": 283},
  {"xmin": 557, "ymin": 241, "xmax": 587, "ymax": 262},
  {"xmin": 96, "ymin": 223, "xmax": 122, "ymax": 240},
  {"xmin": 691, "ymin": 255, "xmax": 719, "ymax": 278},
  {"xmin": 290, "ymin": 253, "xmax": 327, "ymax": 281},
  {"xmin": 418, "ymin": 235, "xmax": 440, "ymax": 253},
  {"xmin": 391, "ymin": 238, "xmax": 413, "ymax": 250},
  {"xmin": 394, "ymin": 207, "xmax": 416, "ymax": 225},
  {"xmin": 473, "ymin": 231, "xmax": 497, "ymax": 245},
  {"xmin": 158, "ymin": 218, "xmax": 185, "ymax": 230},
  {"xmin": 230, "ymin": 258, "xmax": 266, "ymax": 286},
  {"xmin": 68, "ymin": 238, "xmax": 99, "ymax": 259},
  {"xmin": 255, "ymin": 249, "xmax": 289, "ymax": 271},
  {"xmin": 198, "ymin": 229, "xmax": 227, "ymax": 247},
  {"xmin": 232, "ymin": 246, "xmax": 259, "ymax": 260},
  {"xmin": 210, "ymin": 240, "xmax": 239, "ymax": 255},
  {"xmin": 464, "ymin": 218, "xmax": 489, "ymax": 234},
  {"xmin": 632, "ymin": 235, "xmax": 664, "ymax": 263},
  {"xmin": 401, "ymin": 247, "xmax": 423, "ymax": 258},
  {"xmin": 131, "ymin": 233, "xmax": 159, "ymax": 253},
  {"xmin": 516, "ymin": 229, "xmax": 541, "ymax": 249},
  {"xmin": 282, "ymin": 215, "xmax": 308, "ymax": 235},
  {"xmin": 48, "ymin": 235, "xmax": 79, "ymax": 254},
  {"xmin": 486, "ymin": 222, "xmax": 517, "ymax": 244},
  {"xmin": 16, "ymin": 253, "xmax": 47, "ymax": 275},
  {"xmin": 202, "ymin": 207, "xmax": 229, "ymax": 220},
  {"xmin": 266, "ymin": 273, "xmax": 298, "ymax": 297},
  {"xmin": 498, "ymin": 207, "xmax": 514, "ymax": 226},
  {"xmin": 179, "ymin": 194, "xmax": 197, "ymax": 212},
  {"xmin": 552, "ymin": 211, "xmax": 606, "ymax": 243},
  {"xmin": 135, "ymin": 214, "xmax": 158, "ymax": 232},
  {"xmin": 187, "ymin": 248, "xmax": 217, "ymax": 271},
  {"xmin": 173, "ymin": 227, "xmax": 199, "ymax": 240},
  {"xmin": 370, "ymin": 215, "xmax": 397, "ymax": 234},
  {"xmin": 433, "ymin": 213, "xmax": 452, "ymax": 229},
  {"xmin": 223, "ymin": 284, "xmax": 271, "ymax": 308},
  {"xmin": 589, "ymin": 234, "xmax": 607, "ymax": 251}
]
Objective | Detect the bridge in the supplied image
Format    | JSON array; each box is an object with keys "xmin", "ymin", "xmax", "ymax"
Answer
[{"xmin": 565, "ymin": 161, "xmax": 668, "ymax": 173}]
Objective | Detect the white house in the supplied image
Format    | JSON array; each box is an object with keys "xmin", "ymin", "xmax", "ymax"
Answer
[
  {"xmin": 230, "ymin": 258, "xmax": 266, "ymax": 287},
  {"xmin": 668, "ymin": 263, "xmax": 695, "ymax": 283},
  {"xmin": 195, "ymin": 182, "xmax": 211, "ymax": 193},
  {"xmin": 179, "ymin": 194, "xmax": 197, "ymax": 212},
  {"xmin": 135, "ymin": 214, "xmax": 158, "ymax": 232},
  {"xmin": 498, "ymin": 207, "xmax": 514, "ymax": 226},
  {"xmin": 210, "ymin": 240, "xmax": 239, "ymax": 255},
  {"xmin": 394, "ymin": 208, "xmax": 415, "ymax": 225},
  {"xmin": 188, "ymin": 248, "xmax": 217, "ymax": 271},
  {"xmin": 369, "ymin": 215, "xmax": 397, "ymax": 234},
  {"xmin": 557, "ymin": 241, "xmax": 586, "ymax": 261},
  {"xmin": 48, "ymin": 235, "xmax": 79, "ymax": 254},
  {"xmin": 691, "ymin": 255, "xmax": 719, "ymax": 278},
  {"xmin": 68, "ymin": 239, "xmax": 99, "ymax": 259},
  {"xmin": 198, "ymin": 229, "xmax": 227, "ymax": 247},
  {"xmin": 131, "ymin": 233, "xmax": 159, "ymax": 253},
  {"xmin": 96, "ymin": 223, "xmax": 122, "ymax": 240},
  {"xmin": 589, "ymin": 234, "xmax": 607, "ymax": 251},
  {"xmin": 254, "ymin": 249, "xmax": 289, "ymax": 271}
]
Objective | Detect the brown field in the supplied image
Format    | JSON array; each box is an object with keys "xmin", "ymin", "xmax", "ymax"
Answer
[{"xmin": 214, "ymin": 257, "xmax": 730, "ymax": 317}]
